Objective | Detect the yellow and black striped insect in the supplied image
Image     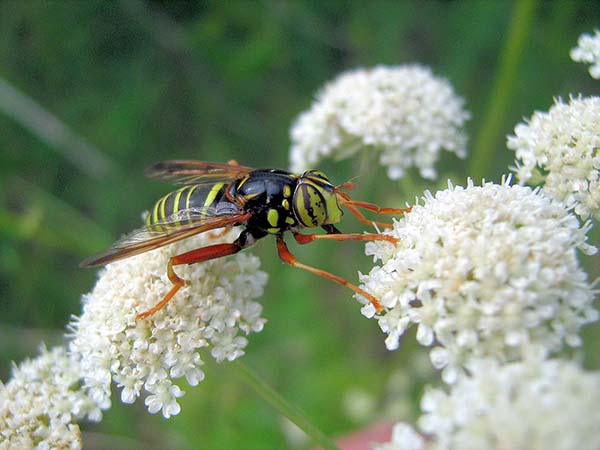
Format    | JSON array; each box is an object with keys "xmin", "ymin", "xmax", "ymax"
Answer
[{"xmin": 81, "ymin": 160, "xmax": 409, "ymax": 318}]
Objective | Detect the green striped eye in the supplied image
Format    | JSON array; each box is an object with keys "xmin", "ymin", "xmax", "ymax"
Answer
[{"xmin": 292, "ymin": 170, "xmax": 343, "ymax": 228}]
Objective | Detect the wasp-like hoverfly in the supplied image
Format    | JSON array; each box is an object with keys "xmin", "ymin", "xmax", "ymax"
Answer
[{"xmin": 81, "ymin": 160, "xmax": 410, "ymax": 318}]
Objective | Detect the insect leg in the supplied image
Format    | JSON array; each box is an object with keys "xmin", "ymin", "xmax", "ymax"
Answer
[
  {"xmin": 336, "ymin": 192, "xmax": 411, "ymax": 229},
  {"xmin": 136, "ymin": 230, "xmax": 260, "ymax": 319},
  {"xmin": 293, "ymin": 230, "xmax": 398, "ymax": 245},
  {"xmin": 344, "ymin": 202, "xmax": 410, "ymax": 229},
  {"xmin": 275, "ymin": 235, "xmax": 383, "ymax": 313},
  {"xmin": 344, "ymin": 199, "xmax": 411, "ymax": 215}
]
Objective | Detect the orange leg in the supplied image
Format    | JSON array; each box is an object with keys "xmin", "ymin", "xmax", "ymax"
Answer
[
  {"xmin": 344, "ymin": 201, "xmax": 411, "ymax": 229},
  {"xmin": 335, "ymin": 190, "xmax": 411, "ymax": 229},
  {"xmin": 293, "ymin": 231, "xmax": 398, "ymax": 245},
  {"xmin": 276, "ymin": 236, "xmax": 383, "ymax": 314},
  {"xmin": 136, "ymin": 242, "xmax": 243, "ymax": 319},
  {"xmin": 344, "ymin": 198, "xmax": 411, "ymax": 215}
]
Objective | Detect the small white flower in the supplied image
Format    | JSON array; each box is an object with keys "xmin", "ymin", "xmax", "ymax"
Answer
[
  {"xmin": 372, "ymin": 422, "xmax": 426, "ymax": 450},
  {"xmin": 290, "ymin": 65, "xmax": 469, "ymax": 180},
  {"xmin": 571, "ymin": 29, "xmax": 600, "ymax": 79},
  {"xmin": 360, "ymin": 179, "xmax": 597, "ymax": 379},
  {"xmin": 0, "ymin": 346, "xmax": 104, "ymax": 450},
  {"xmin": 68, "ymin": 229, "xmax": 268, "ymax": 418},
  {"xmin": 415, "ymin": 358, "xmax": 600, "ymax": 450},
  {"xmin": 508, "ymin": 96, "xmax": 600, "ymax": 220},
  {"xmin": 144, "ymin": 380, "xmax": 184, "ymax": 419}
]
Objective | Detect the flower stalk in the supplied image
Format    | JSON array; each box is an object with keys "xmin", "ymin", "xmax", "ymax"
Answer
[
  {"xmin": 232, "ymin": 360, "xmax": 340, "ymax": 450},
  {"xmin": 468, "ymin": 0, "xmax": 537, "ymax": 177}
]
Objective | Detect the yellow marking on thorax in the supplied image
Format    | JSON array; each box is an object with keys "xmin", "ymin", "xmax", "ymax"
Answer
[
  {"xmin": 236, "ymin": 176, "xmax": 249, "ymax": 190},
  {"xmin": 267, "ymin": 208, "xmax": 279, "ymax": 227},
  {"xmin": 283, "ymin": 185, "xmax": 291, "ymax": 198}
]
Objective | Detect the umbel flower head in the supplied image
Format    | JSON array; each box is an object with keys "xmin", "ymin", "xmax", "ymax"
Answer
[
  {"xmin": 0, "ymin": 346, "xmax": 104, "ymax": 450},
  {"xmin": 570, "ymin": 29, "xmax": 600, "ymax": 79},
  {"xmin": 68, "ymin": 229, "xmax": 268, "ymax": 418},
  {"xmin": 375, "ymin": 358, "xmax": 600, "ymax": 450},
  {"xmin": 359, "ymin": 179, "xmax": 597, "ymax": 383},
  {"xmin": 289, "ymin": 65, "xmax": 469, "ymax": 180},
  {"xmin": 508, "ymin": 96, "xmax": 600, "ymax": 221}
]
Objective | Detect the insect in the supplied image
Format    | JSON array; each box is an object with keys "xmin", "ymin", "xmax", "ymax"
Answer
[{"xmin": 81, "ymin": 160, "xmax": 410, "ymax": 318}]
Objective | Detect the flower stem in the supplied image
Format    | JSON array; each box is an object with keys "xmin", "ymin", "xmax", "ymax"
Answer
[
  {"xmin": 467, "ymin": 0, "xmax": 537, "ymax": 177},
  {"xmin": 398, "ymin": 171, "xmax": 418, "ymax": 199},
  {"xmin": 232, "ymin": 360, "xmax": 340, "ymax": 450}
]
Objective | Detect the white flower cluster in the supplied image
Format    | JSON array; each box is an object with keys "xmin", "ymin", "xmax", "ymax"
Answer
[
  {"xmin": 359, "ymin": 179, "xmax": 596, "ymax": 383},
  {"xmin": 289, "ymin": 65, "xmax": 469, "ymax": 180},
  {"xmin": 68, "ymin": 229, "xmax": 268, "ymax": 418},
  {"xmin": 375, "ymin": 359, "xmax": 600, "ymax": 450},
  {"xmin": 571, "ymin": 29, "xmax": 600, "ymax": 79},
  {"xmin": 0, "ymin": 346, "xmax": 103, "ymax": 450},
  {"xmin": 374, "ymin": 422, "xmax": 426, "ymax": 450},
  {"xmin": 508, "ymin": 96, "xmax": 600, "ymax": 221}
]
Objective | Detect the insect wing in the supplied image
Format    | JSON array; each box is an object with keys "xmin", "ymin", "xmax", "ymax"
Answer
[
  {"xmin": 145, "ymin": 160, "xmax": 255, "ymax": 185},
  {"xmin": 80, "ymin": 209, "xmax": 251, "ymax": 267}
]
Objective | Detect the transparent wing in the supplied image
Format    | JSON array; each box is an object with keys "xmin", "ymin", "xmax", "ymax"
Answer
[
  {"xmin": 80, "ymin": 208, "xmax": 252, "ymax": 267},
  {"xmin": 145, "ymin": 160, "xmax": 255, "ymax": 185}
]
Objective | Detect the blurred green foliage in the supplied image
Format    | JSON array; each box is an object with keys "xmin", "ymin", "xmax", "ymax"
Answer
[{"xmin": 1, "ymin": 1, "xmax": 599, "ymax": 448}]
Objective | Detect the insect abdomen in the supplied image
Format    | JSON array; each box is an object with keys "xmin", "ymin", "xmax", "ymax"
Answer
[{"xmin": 146, "ymin": 183, "xmax": 229, "ymax": 230}]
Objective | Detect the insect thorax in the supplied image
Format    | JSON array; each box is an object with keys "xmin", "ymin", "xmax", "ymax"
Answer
[
  {"xmin": 237, "ymin": 168, "xmax": 343, "ymax": 234},
  {"xmin": 235, "ymin": 169, "xmax": 300, "ymax": 234}
]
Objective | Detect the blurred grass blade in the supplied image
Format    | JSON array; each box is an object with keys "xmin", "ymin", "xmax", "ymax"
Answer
[
  {"xmin": 1, "ymin": 176, "xmax": 114, "ymax": 255},
  {"xmin": 233, "ymin": 360, "xmax": 340, "ymax": 450},
  {"xmin": 467, "ymin": 0, "xmax": 537, "ymax": 177},
  {"xmin": 0, "ymin": 77, "xmax": 118, "ymax": 179}
]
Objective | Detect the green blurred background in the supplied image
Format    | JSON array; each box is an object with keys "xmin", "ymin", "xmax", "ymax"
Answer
[{"xmin": 1, "ymin": 1, "xmax": 598, "ymax": 448}]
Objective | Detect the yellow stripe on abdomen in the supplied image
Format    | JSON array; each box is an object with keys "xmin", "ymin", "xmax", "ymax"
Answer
[
  {"xmin": 171, "ymin": 187, "xmax": 186, "ymax": 225},
  {"xmin": 202, "ymin": 183, "xmax": 224, "ymax": 218}
]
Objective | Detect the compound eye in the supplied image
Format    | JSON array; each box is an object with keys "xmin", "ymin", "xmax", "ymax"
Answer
[
  {"xmin": 293, "ymin": 182, "xmax": 327, "ymax": 227},
  {"xmin": 303, "ymin": 169, "xmax": 329, "ymax": 183}
]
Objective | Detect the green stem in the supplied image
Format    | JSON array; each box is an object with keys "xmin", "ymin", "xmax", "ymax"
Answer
[
  {"xmin": 398, "ymin": 171, "xmax": 418, "ymax": 200},
  {"xmin": 232, "ymin": 360, "xmax": 340, "ymax": 450},
  {"xmin": 467, "ymin": 0, "xmax": 537, "ymax": 178}
]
